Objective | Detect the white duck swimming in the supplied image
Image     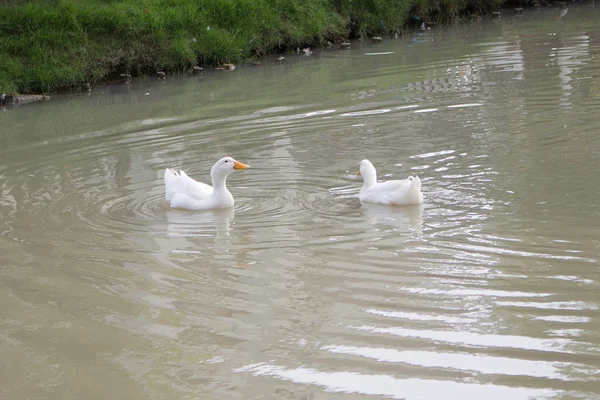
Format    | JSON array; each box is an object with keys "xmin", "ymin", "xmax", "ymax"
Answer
[
  {"xmin": 357, "ymin": 159, "xmax": 423, "ymax": 205},
  {"xmin": 164, "ymin": 157, "xmax": 249, "ymax": 210}
]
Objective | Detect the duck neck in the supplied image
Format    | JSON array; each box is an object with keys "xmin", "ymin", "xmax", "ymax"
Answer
[
  {"xmin": 211, "ymin": 173, "xmax": 229, "ymax": 191},
  {"xmin": 362, "ymin": 168, "xmax": 377, "ymax": 188}
]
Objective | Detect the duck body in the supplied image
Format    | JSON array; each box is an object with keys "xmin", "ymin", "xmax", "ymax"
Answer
[
  {"xmin": 164, "ymin": 157, "xmax": 249, "ymax": 210},
  {"xmin": 358, "ymin": 159, "xmax": 423, "ymax": 206}
]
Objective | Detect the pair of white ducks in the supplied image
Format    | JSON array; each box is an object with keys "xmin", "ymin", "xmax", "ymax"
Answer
[{"xmin": 164, "ymin": 157, "xmax": 423, "ymax": 210}]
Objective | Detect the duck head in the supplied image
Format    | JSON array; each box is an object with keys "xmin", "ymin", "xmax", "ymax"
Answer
[
  {"xmin": 357, "ymin": 159, "xmax": 377, "ymax": 187},
  {"xmin": 211, "ymin": 157, "xmax": 249, "ymax": 187}
]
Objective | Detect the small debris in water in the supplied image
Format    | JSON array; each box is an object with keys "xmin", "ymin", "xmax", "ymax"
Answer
[
  {"xmin": 216, "ymin": 63, "xmax": 236, "ymax": 71},
  {"xmin": 1, "ymin": 94, "xmax": 50, "ymax": 105}
]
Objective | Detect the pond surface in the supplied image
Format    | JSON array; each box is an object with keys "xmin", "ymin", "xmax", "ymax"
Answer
[{"xmin": 2, "ymin": 4, "xmax": 600, "ymax": 399}]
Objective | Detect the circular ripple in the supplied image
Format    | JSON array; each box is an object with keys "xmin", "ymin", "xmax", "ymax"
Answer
[{"xmin": 99, "ymin": 190, "xmax": 169, "ymax": 228}]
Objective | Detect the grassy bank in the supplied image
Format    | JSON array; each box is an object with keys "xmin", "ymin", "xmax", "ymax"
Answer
[{"xmin": 0, "ymin": 0, "xmax": 504, "ymax": 94}]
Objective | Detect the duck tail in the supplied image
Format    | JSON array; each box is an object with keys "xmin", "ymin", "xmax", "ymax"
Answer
[
  {"xmin": 407, "ymin": 175, "xmax": 422, "ymax": 190},
  {"xmin": 164, "ymin": 168, "xmax": 184, "ymax": 201},
  {"xmin": 164, "ymin": 167, "xmax": 176, "ymax": 183},
  {"xmin": 413, "ymin": 175, "xmax": 421, "ymax": 187},
  {"xmin": 409, "ymin": 175, "xmax": 423, "ymax": 204}
]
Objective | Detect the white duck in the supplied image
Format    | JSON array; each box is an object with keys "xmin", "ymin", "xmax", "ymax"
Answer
[
  {"xmin": 164, "ymin": 157, "xmax": 249, "ymax": 210},
  {"xmin": 357, "ymin": 159, "xmax": 423, "ymax": 205}
]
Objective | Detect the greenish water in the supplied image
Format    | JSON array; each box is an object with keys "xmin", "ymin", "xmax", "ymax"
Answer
[{"xmin": 1, "ymin": 5, "xmax": 600, "ymax": 399}]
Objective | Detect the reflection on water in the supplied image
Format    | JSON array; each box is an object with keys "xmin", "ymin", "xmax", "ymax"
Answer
[
  {"xmin": 235, "ymin": 363, "xmax": 558, "ymax": 399},
  {"xmin": 2, "ymin": 4, "xmax": 600, "ymax": 399},
  {"xmin": 166, "ymin": 208, "xmax": 234, "ymax": 238},
  {"xmin": 361, "ymin": 203, "xmax": 424, "ymax": 235}
]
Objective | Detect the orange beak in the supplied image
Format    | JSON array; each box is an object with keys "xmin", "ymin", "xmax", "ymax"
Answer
[{"xmin": 233, "ymin": 160, "xmax": 250, "ymax": 170}]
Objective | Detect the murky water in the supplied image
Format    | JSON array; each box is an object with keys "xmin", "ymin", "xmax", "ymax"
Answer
[{"xmin": 2, "ymin": 5, "xmax": 600, "ymax": 399}]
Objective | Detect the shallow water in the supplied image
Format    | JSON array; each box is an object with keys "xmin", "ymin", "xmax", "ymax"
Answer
[{"xmin": 2, "ymin": 4, "xmax": 600, "ymax": 399}]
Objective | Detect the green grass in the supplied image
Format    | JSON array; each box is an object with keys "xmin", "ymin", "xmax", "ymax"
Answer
[{"xmin": 0, "ymin": 0, "xmax": 506, "ymax": 94}]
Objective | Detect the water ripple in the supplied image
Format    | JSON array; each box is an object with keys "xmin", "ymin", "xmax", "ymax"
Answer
[{"xmin": 235, "ymin": 363, "xmax": 560, "ymax": 399}]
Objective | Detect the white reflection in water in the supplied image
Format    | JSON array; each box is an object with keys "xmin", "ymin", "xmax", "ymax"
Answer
[
  {"xmin": 366, "ymin": 309, "xmax": 477, "ymax": 324},
  {"xmin": 165, "ymin": 208, "xmax": 233, "ymax": 238},
  {"xmin": 555, "ymin": 35, "xmax": 590, "ymax": 106},
  {"xmin": 250, "ymin": 109, "xmax": 337, "ymax": 123},
  {"xmin": 534, "ymin": 316, "xmax": 591, "ymax": 323},
  {"xmin": 399, "ymin": 287, "xmax": 552, "ymax": 298},
  {"xmin": 364, "ymin": 52, "xmax": 395, "ymax": 56},
  {"xmin": 361, "ymin": 203, "xmax": 423, "ymax": 234},
  {"xmin": 443, "ymin": 243, "xmax": 598, "ymax": 263},
  {"xmin": 411, "ymin": 149, "xmax": 456, "ymax": 159},
  {"xmin": 340, "ymin": 109, "xmax": 392, "ymax": 117},
  {"xmin": 234, "ymin": 363, "xmax": 558, "ymax": 399},
  {"xmin": 352, "ymin": 325, "xmax": 578, "ymax": 353},
  {"xmin": 447, "ymin": 103, "xmax": 483, "ymax": 108},
  {"xmin": 322, "ymin": 345, "xmax": 583, "ymax": 379},
  {"xmin": 495, "ymin": 301, "xmax": 597, "ymax": 310}
]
